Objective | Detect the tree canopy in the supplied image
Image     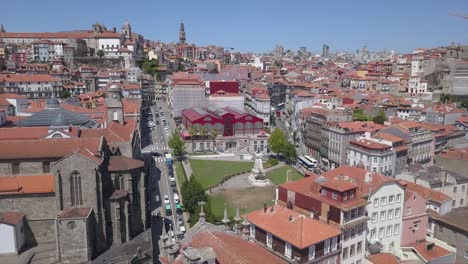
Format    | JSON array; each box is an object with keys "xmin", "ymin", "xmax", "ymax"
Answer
[
  {"xmin": 268, "ymin": 128, "xmax": 287, "ymax": 154},
  {"xmin": 372, "ymin": 110, "xmax": 387, "ymax": 125},
  {"xmin": 96, "ymin": 49, "xmax": 104, "ymax": 58},
  {"xmin": 282, "ymin": 142, "xmax": 297, "ymax": 163},
  {"xmin": 168, "ymin": 130, "xmax": 186, "ymax": 158},
  {"xmin": 142, "ymin": 59, "xmax": 159, "ymax": 76},
  {"xmin": 181, "ymin": 177, "xmax": 207, "ymax": 215},
  {"xmin": 352, "ymin": 109, "xmax": 369, "ymax": 121}
]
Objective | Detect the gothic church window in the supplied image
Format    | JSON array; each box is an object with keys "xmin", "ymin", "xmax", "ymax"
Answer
[{"xmin": 70, "ymin": 172, "xmax": 83, "ymax": 207}]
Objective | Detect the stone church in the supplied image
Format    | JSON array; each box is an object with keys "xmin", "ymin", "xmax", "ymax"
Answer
[{"xmin": 0, "ymin": 85, "xmax": 148, "ymax": 263}]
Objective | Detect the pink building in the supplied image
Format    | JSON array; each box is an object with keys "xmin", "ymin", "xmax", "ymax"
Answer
[{"xmin": 401, "ymin": 190, "xmax": 428, "ymax": 246}]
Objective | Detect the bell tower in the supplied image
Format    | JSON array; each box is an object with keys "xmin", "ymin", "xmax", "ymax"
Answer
[
  {"xmin": 106, "ymin": 84, "xmax": 124, "ymax": 125},
  {"xmin": 122, "ymin": 20, "xmax": 132, "ymax": 40},
  {"xmin": 178, "ymin": 21, "xmax": 186, "ymax": 45}
]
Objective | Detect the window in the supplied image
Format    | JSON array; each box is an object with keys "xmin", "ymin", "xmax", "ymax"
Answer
[
  {"xmin": 372, "ymin": 212, "xmax": 378, "ymax": 222},
  {"xmin": 344, "ymin": 192, "xmax": 348, "ymax": 200},
  {"xmin": 324, "ymin": 239, "xmax": 330, "ymax": 254},
  {"xmin": 387, "ymin": 225, "xmax": 392, "ymax": 237},
  {"xmin": 374, "ymin": 198, "xmax": 379, "ymax": 207},
  {"xmin": 42, "ymin": 161, "xmax": 50, "ymax": 173},
  {"xmin": 374, "ymin": 157, "xmax": 378, "ymax": 162},
  {"xmin": 380, "ymin": 211, "xmax": 386, "ymax": 221},
  {"xmin": 70, "ymin": 172, "xmax": 83, "ymax": 207},
  {"xmin": 349, "ymin": 244, "xmax": 355, "ymax": 256},
  {"xmin": 332, "ymin": 192, "xmax": 337, "ymax": 200},
  {"xmin": 330, "ymin": 256, "xmax": 337, "ymax": 264},
  {"xmin": 389, "ymin": 195, "xmax": 394, "ymax": 204},
  {"xmin": 406, "ymin": 207, "xmax": 412, "ymax": 215},
  {"xmin": 342, "ymin": 247, "xmax": 348, "ymax": 260},
  {"xmin": 350, "ymin": 227, "xmax": 356, "ymax": 238},
  {"xmin": 388, "ymin": 209, "xmax": 393, "ymax": 220},
  {"xmin": 285, "ymin": 242, "xmax": 292, "ymax": 259},
  {"xmin": 413, "ymin": 222, "xmax": 419, "ymax": 231},
  {"xmin": 308, "ymin": 245, "xmax": 315, "ymax": 261},
  {"xmin": 321, "ymin": 188, "xmax": 327, "ymax": 196},
  {"xmin": 357, "ymin": 223, "xmax": 363, "ymax": 235},
  {"xmin": 394, "ymin": 224, "xmax": 400, "ymax": 235},
  {"xmin": 395, "ymin": 208, "xmax": 401, "ymax": 218},
  {"xmin": 266, "ymin": 232, "xmax": 272, "ymax": 248},
  {"xmin": 358, "ymin": 207, "xmax": 363, "ymax": 217},
  {"xmin": 370, "ymin": 228, "xmax": 376, "ymax": 239},
  {"xmin": 357, "ymin": 242, "xmax": 362, "ymax": 253},
  {"xmin": 453, "ymin": 186, "xmax": 457, "ymax": 193},
  {"xmin": 379, "ymin": 227, "xmax": 385, "ymax": 238},
  {"xmin": 343, "ymin": 228, "xmax": 349, "ymax": 241},
  {"xmin": 381, "ymin": 197, "xmax": 387, "ymax": 206},
  {"xmin": 250, "ymin": 225, "xmax": 255, "ymax": 238},
  {"xmin": 331, "ymin": 237, "xmax": 337, "ymax": 250},
  {"xmin": 452, "ymin": 200, "xmax": 456, "ymax": 207},
  {"xmin": 396, "ymin": 194, "xmax": 401, "ymax": 202},
  {"xmin": 462, "ymin": 185, "xmax": 466, "ymax": 193},
  {"xmin": 12, "ymin": 162, "xmax": 20, "ymax": 175},
  {"xmin": 461, "ymin": 199, "xmax": 465, "ymax": 206}
]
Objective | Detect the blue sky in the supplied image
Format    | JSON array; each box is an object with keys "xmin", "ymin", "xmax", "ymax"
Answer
[{"xmin": 2, "ymin": 0, "xmax": 467, "ymax": 53}]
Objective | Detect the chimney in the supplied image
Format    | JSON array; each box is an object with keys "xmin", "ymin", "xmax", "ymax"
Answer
[
  {"xmin": 365, "ymin": 172, "xmax": 372, "ymax": 183},
  {"xmin": 426, "ymin": 243, "xmax": 435, "ymax": 251},
  {"xmin": 263, "ymin": 202, "xmax": 267, "ymax": 213},
  {"xmin": 112, "ymin": 27, "xmax": 116, "ymax": 33}
]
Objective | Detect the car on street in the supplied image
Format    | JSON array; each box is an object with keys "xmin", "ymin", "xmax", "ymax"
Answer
[
  {"xmin": 173, "ymin": 193, "xmax": 179, "ymax": 203},
  {"xmin": 176, "ymin": 204, "xmax": 183, "ymax": 215},
  {"xmin": 147, "ymin": 121, "xmax": 155, "ymax": 127},
  {"xmin": 178, "ymin": 217, "xmax": 185, "ymax": 233},
  {"xmin": 163, "ymin": 195, "xmax": 170, "ymax": 205},
  {"xmin": 169, "ymin": 174, "xmax": 176, "ymax": 182},
  {"xmin": 165, "ymin": 205, "xmax": 172, "ymax": 216},
  {"xmin": 170, "ymin": 180, "xmax": 176, "ymax": 188},
  {"xmin": 153, "ymin": 152, "xmax": 162, "ymax": 157}
]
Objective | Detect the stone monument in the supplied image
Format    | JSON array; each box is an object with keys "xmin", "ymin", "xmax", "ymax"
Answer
[{"xmin": 248, "ymin": 153, "xmax": 272, "ymax": 186}]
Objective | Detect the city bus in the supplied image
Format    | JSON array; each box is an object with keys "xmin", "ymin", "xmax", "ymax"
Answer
[
  {"xmin": 298, "ymin": 156, "xmax": 318, "ymax": 171},
  {"xmin": 304, "ymin": 156, "xmax": 319, "ymax": 168}
]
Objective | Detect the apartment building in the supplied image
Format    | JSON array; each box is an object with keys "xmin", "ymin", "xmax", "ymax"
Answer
[{"xmin": 0, "ymin": 74, "xmax": 63, "ymax": 99}]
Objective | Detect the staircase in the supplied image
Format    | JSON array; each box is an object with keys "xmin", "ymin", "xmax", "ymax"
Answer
[{"xmin": 29, "ymin": 242, "xmax": 57, "ymax": 264}]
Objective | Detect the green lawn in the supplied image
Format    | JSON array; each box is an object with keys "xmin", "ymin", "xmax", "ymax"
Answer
[
  {"xmin": 208, "ymin": 186, "xmax": 276, "ymax": 220},
  {"xmin": 174, "ymin": 161, "xmax": 187, "ymax": 186},
  {"xmin": 190, "ymin": 159, "xmax": 253, "ymax": 189},
  {"xmin": 266, "ymin": 165, "xmax": 304, "ymax": 185}
]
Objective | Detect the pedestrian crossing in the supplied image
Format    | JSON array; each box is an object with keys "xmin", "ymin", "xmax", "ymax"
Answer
[
  {"xmin": 151, "ymin": 144, "xmax": 170, "ymax": 151},
  {"xmin": 154, "ymin": 156, "xmax": 165, "ymax": 163}
]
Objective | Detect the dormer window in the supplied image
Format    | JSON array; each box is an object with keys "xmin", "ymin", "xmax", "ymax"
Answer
[
  {"xmin": 321, "ymin": 188, "xmax": 327, "ymax": 196},
  {"xmin": 332, "ymin": 192, "xmax": 338, "ymax": 200},
  {"xmin": 343, "ymin": 192, "xmax": 348, "ymax": 200}
]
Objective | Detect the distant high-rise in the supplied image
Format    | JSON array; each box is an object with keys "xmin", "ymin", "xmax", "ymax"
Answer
[
  {"xmin": 322, "ymin": 44, "xmax": 330, "ymax": 58},
  {"xmin": 299, "ymin": 46, "xmax": 307, "ymax": 54},
  {"xmin": 179, "ymin": 21, "xmax": 186, "ymax": 45}
]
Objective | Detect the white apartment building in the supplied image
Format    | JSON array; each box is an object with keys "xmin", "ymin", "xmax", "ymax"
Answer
[
  {"xmin": 347, "ymin": 134, "xmax": 395, "ymax": 176},
  {"xmin": 1, "ymin": 74, "xmax": 63, "ymax": 99}
]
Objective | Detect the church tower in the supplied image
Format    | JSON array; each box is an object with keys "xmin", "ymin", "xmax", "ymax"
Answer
[
  {"xmin": 178, "ymin": 21, "xmax": 186, "ymax": 45},
  {"xmin": 0, "ymin": 24, "xmax": 5, "ymax": 33},
  {"xmin": 122, "ymin": 20, "xmax": 132, "ymax": 40},
  {"xmin": 106, "ymin": 84, "xmax": 124, "ymax": 125}
]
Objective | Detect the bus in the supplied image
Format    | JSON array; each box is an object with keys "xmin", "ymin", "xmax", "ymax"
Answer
[
  {"xmin": 165, "ymin": 153, "xmax": 173, "ymax": 166},
  {"xmin": 304, "ymin": 156, "xmax": 319, "ymax": 168},
  {"xmin": 298, "ymin": 156, "xmax": 318, "ymax": 171}
]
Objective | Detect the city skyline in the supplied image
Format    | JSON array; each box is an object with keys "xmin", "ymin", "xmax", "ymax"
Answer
[{"xmin": 1, "ymin": 0, "xmax": 467, "ymax": 53}]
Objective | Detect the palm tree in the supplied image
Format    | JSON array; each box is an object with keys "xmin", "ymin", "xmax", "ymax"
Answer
[
  {"xmin": 188, "ymin": 127, "xmax": 196, "ymax": 141},
  {"xmin": 200, "ymin": 127, "xmax": 208, "ymax": 140},
  {"xmin": 210, "ymin": 128, "xmax": 218, "ymax": 152}
]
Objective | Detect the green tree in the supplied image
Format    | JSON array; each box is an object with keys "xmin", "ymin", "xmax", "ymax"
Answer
[
  {"xmin": 142, "ymin": 59, "xmax": 159, "ymax": 76},
  {"xmin": 181, "ymin": 177, "xmax": 207, "ymax": 215},
  {"xmin": 352, "ymin": 109, "xmax": 369, "ymax": 121},
  {"xmin": 372, "ymin": 110, "xmax": 387, "ymax": 125},
  {"xmin": 168, "ymin": 130, "xmax": 186, "ymax": 159},
  {"xmin": 283, "ymin": 142, "xmax": 297, "ymax": 164},
  {"xmin": 210, "ymin": 128, "xmax": 218, "ymax": 151},
  {"xmin": 268, "ymin": 128, "xmax": 287, "ymax": 154},
  {"xmin": 199, "ymin": 127, "xmax": 208, "ymax": 140},
  {"xmin": 60, "ymin": 91, "xmax": 71, "ymax": 99},
  {"xmin": 96, "ymin": 49, "xmax": 104, "ymax": 58}
]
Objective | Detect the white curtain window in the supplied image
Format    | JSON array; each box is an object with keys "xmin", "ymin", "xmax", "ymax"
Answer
[
  {"xmin": 331, "ymin": 237, "xmax": 337, "ymax": 251},
  {"xmin": 308, "ymin": 245, "xmax": 315, "ymax": 261},
  {"xmin": 324, "ymin": 239, "xmax": 330, "ymax": 254},
  {"xmin": 266, "ymin": 232, "xmax": 272, "ymax": 248},
  {"xmin": 250, "ymin": 225, "xmax": 255, "ymax": 238},
  {"xmin": 285, "ymin": 242, "xmax": 292, "ymax": 259}
]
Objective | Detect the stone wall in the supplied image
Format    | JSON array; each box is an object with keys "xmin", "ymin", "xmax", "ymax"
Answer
[
  {"xmin": 57, "ymin": 214, "xmax": 94, "ymax": 263},
  {"xmin": 73, "ymin": 57, "xmax": 124, "ymax": 69},
  {"xmin": 29, "ymin": 219, "xmax": 56, "ymax": 243}
]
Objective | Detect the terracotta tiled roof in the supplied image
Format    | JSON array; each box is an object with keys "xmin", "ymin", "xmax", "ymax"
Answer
[
  {"xmin": 321, "ymin": 177, "xmax": 358, "ymax": 192},
  {"xmin": 0, "ymin": 93, "xmax": 27, "ymax": 99},
  {"xmin": 0, "ymin": 126, "xmax": 80, "ymax": 140},
  {"xmin": 0, "ymin": 211, "xmax": 25, "ymax": 226},
  {"xmin": 366, "ymin": 252, "xmax": 400, "ymax": 264},
  {"xmin": 248, "ymin": 205, "xmax": 341, "ymax": 249},
  {"xmin": 164, "ymin": 230, "xmax": 287, "ymax": 264},
  {"xmin": 0, "ymin": 137, "xmax": 101, "ymax": 160},
  {"xmin": 322, "ymin": 166, "xmax": 397, "ymax": 195},
  {"xmin": 404, "ymin": 242, "xmax": 453, "ymax": 262},
  {"xmin": 398, "ymin": 180, "xmax": 451, "ymax": 204},
  {"xmin": 350, "ymin": 138, "xmax": 391, "ymax": 150},
  {"xmin": 108, "ymin": 156, "xmax": 144, "ymax": 172},
  {"xmin": 0, "ymin": 30, "xmax": 120, "ymax": 39},
  {"xmin": 0, "ymin": 74, "xmax": 58, "ymax": 82},
  {"xmin": 57, "ymin": 208, "xmax": 91, "ymax": 219},
  {"xmin": 0, "ymin": 174, "xmax": 55, "ymax": 195},
  {"xmin": 122, "ymin": 83, "xmax": 141, "ymax": 90},
  {"xmin": 280, "ymin": 177, "xmax": 369, "ymax": 211},
  {"xmin": 439, "ymin": 148, "xmax": 468, "ymax": 161},
  {"xmin": 374, "ymin": 132, "xmax": 405, "ymax": 143}
]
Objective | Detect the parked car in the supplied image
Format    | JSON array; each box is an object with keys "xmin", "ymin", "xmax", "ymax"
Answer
[
  {"xmin": 178, "ymin": 217, "xmax": 185, "ymax": 233},
  {"xmin": 173, "ymin": 193, "xmax": 179, "ymax": 204},
  {"xmin": 163, "ymin": 195, "xmax": 170, "ymax": 205}
]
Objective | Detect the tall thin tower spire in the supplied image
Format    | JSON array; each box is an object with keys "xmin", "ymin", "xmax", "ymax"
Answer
[{"xmin": 179, "ymin": 21, "xmax": 186, "ymax": 45}]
